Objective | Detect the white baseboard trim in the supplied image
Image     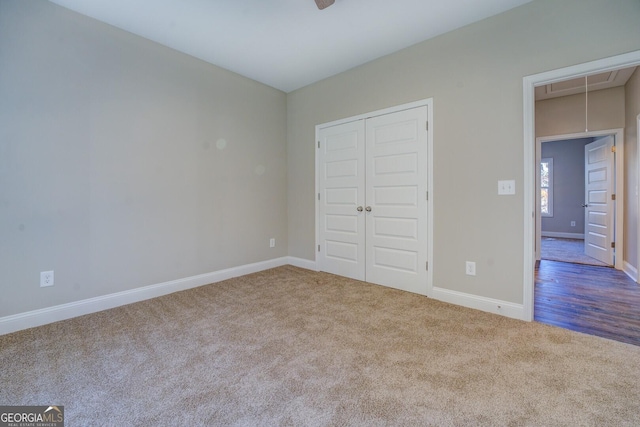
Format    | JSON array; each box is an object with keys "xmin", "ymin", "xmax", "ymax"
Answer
[
  {"xmin": 1, "ymin": 257, "xmax": 528, "ymax": 335},
  {"xmin": 432, "ymin": 286, "xmax": 525, "ymax": 321},
  {"xmin": 623, "ymin": 261, "xmax": 638, "ymax": 283},
  {"xmin": 541, "ymin": 231, "xmax": 584, "ymax": 239},
  {"xmin": 0, "ymin": 257, "xmax": 289, "ymax": 336},
  {"xmin": 286, "ymin": 256, "xmax": 317, "ymax": 271}
]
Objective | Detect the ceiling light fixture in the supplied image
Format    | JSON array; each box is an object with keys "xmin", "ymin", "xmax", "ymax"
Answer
[{"xmin": 314, "ymin": 0, "xmax": 335, "ymax": 10}]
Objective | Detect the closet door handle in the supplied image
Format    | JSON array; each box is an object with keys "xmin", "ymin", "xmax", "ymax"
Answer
[
  {"xmin": 365, "ymin": 206, "xmax": 372, "ymax": 212},
  {"xmin": 357, "ymin": 206, "xmax": 363, "ymax": 212},
  {"xmin": 582, "ymin": 203, "xmax": 588, "ymax": 208}
]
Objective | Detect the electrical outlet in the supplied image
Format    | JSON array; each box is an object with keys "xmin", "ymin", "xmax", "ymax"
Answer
[
  {"xmin": 465, "ymin": 261, "xmax": 476, "ymax": 276},
  {"xmin": 40, "ymin": 271, "xmax": 54, "ymax": 287},
  {"xmin": 571, "ymin": 221, "xmax": 576, "ymax": 227},
  {"xmin": 269, "ymin": 238, "xmax": 275, "ymax": 248}
]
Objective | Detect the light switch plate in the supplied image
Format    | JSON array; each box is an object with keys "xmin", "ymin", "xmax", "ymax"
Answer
[{"xmin": 498, "ymin": 180, "xmax": 515, "ymax": 195}]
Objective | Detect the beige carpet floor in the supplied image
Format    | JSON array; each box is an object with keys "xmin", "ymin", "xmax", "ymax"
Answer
[{"xmin": 2, "ymin": 266, "xmax": 639, "ymax": 426}]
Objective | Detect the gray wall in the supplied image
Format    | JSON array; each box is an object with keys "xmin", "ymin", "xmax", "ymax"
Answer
[
  {"xmin": 0, "ymin": 1, "xmax": 288, "ymax": 317},
  {"xmin": 540, "ymin": 138, "xmax": 595, "ymax": 235},
  {"xmin": 287, "ymin": 0, "xmax": 640, "ymax": 304}
]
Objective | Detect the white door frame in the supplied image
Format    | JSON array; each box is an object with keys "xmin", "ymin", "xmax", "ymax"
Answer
[
  {"xmin": 638, "ymin": 113, "xmax": 640, "ymax": 282},
  {"xmin": 523, "ymin": 50, "xmax": 640, "ymax": 321},
  {"xmin": 315, "ymin": 98, "xmax": 434, "ymax": 295},
  {"xmin": 535, "ymin": 129, "xmax": 624, "ymax": 267}
]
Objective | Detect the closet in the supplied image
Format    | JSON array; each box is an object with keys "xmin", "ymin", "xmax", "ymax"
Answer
[{"xmin": 317, "ymin": 103, "xmax": 430, "ymax": 295}]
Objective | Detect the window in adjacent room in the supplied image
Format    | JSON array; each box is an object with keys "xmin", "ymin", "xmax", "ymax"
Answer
[{"xmin": 540, "ymin": 158, "xmax": 553, "ymax": 217}]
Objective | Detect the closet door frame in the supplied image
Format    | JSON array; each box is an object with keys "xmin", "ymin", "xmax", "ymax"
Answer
[{"xmin": 315, "ymin": 98, "xmax": 434, "ymax": 296}]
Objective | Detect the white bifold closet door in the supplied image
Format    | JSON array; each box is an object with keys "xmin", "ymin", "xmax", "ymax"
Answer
[
  {"xmin": 318, "ymin": 106, "xmax": 428, "ymax": 295},
  {"xmin": 318, "ymin": 120, "xmax": 366, "ymax": 281}
]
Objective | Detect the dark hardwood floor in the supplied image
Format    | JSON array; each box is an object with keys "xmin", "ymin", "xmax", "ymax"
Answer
[{"xmin": 535, "ymin": 260, "xmax": 640, "ymax": 346}]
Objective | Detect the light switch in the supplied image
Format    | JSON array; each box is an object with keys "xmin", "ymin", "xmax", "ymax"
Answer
[{"xmin": 498, "ymin": 180, "xmax": 515, "ymax": 195}]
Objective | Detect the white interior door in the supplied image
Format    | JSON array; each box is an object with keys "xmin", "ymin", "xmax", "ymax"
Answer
[
  {"xmin": 584, "ymin": 135, "xmax": 615, "ymax": 265},
  {"xmin": 365, "ymin": 106, "xmax": 428, "ymax": 294},
  {"xmin": 318, "ymin": 120, "xmax": 366, "ymax": 280}
]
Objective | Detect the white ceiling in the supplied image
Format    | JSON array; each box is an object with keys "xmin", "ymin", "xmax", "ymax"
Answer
[{"xmin": 48, "ymin": 0, "xmax": 532, "ymax": 93}]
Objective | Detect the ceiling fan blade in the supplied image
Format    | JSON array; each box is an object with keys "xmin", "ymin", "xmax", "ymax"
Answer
[{"xmin": 314, "ymin": 0, "xmax": 335, "ymax": 10}]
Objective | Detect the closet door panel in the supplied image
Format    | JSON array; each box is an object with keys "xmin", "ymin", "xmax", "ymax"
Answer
[
  {"xmin": 365, "ymin": 106, "xmax": 428, "ymax": 294},
  {"xmin": 318, "ymin": 120, "xmax": 366, "ymax": 280}
]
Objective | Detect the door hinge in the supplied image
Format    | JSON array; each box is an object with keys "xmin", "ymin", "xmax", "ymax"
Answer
[
  {"xmin": 426, "ymin": 261, "xmax": 428, "ymax": 271},
  {"xmin": 318, "ymin": 245, "xmax": 321, "ymax": 252},
  {"xmin": 426, "ymin": 121, "xmax": 429, "ymax": 131},
  {"xmin": 612, "ymin": 194, "xmax": 616, "ymax": 201},
  {"xmin": 612, "ymin": 146, "xmax": 616, "ymax": 153},
  {"xmin": 611, "ymin": 242, "xmax": 615, "ymax": 249},
  {"xmin": 318, "ymin": 193, "xmax": 321, "ymax": 201},
  {"xmin": 426, "ymin": 191, "xmax": 429, "ymax": 201},
  {"xmin": 317, "ymin": 141, "xmax": 320, "ymax": 149}
]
